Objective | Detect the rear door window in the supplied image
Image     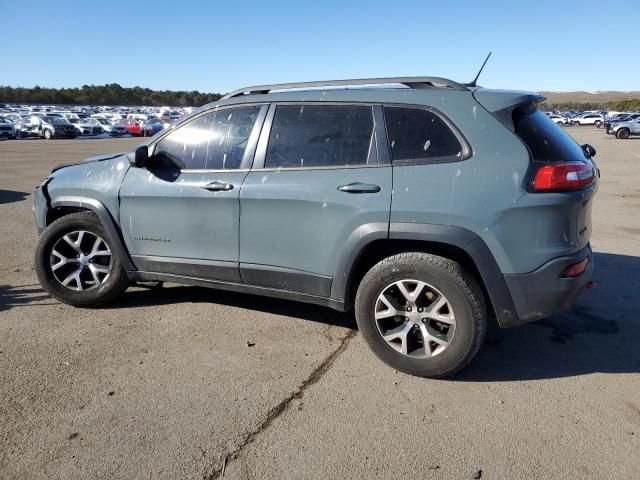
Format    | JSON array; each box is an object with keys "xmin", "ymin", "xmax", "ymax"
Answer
[
  {"xmin": 383, "ymin": 107, "xmax": 463, "ymax": 162},
  {"xmin": 513, "ymin": 105, "xmax": 587, "ymax": 163},
  {"xmin": 265, "ymin": 105, "xmax": 375, "ymax": 168}
]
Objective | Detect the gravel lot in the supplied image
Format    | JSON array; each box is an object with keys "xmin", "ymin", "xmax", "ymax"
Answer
[{"xmin": 1, "ymin": 129, "xmax": 639, "ymax": 479}]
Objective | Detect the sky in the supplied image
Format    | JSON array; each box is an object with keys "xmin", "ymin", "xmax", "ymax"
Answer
[{"xmin": 2, "ymin": 0, "xmax": 638, "ymax": 94}]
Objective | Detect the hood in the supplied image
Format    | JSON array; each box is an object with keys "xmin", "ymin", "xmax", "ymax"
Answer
[{"xmin": 51, "ymin": 152, "xmax": 124, "ymax": 173}]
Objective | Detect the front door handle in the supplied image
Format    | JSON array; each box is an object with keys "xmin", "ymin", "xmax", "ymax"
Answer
[
  {"xmin": 337, "ymin": 182, "xmax": 381, "ymax": 194},
  {"xmin": 202, "ymin": 181, "xmax": 234, "ymax": 192}
]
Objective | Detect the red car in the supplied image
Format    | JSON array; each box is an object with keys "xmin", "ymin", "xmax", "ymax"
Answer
[{"xmin": 120, "ymin": 118, "xmax": 143, "ymax": 136}]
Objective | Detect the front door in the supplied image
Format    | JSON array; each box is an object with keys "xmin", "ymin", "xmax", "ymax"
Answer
[
  {"xmin": 239, "ymin": 103, "xmax": 392, "ymax": 298},
  {"xmin": 120, "ymin": 104, "xmax": 267, "ymax": 282}
]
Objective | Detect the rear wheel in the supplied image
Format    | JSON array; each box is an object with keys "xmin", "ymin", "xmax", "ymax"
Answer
[
  {"xmin": 34, "ymin": 212, "xmax": 129, "ymax": 306},
  {"xmin": 43, "ymin": 129, "xmax": 53, "ymax": 140},
  {"xmin": 617, "ymin": 128, "xmax": 630, "ymax": 139},
  {"xmin": 594, "ymin": 120, "xmax": 602, "ymax": 128},
  {"xmin": 355, "ymin": 252, "xmax": 486, "ymax": 378}
]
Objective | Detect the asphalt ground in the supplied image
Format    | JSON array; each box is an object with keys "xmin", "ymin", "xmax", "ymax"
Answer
[{"xmin": 0, "ymin": 128, "xmax": 638, "ymax": 479}]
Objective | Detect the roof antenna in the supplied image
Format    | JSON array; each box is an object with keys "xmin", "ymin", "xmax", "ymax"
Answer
[{"xmin": 466, "ymin": 52, "xmax": 492, "ymax": 87}]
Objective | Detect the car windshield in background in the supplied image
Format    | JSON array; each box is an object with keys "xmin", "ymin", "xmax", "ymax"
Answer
[
  {"xmin": 513, "ymin": 105, "xmax": 587, "ymax": 163},
  {"xmin": 54, "ymin": 118, "xmax": 70, "ymax": 125}
]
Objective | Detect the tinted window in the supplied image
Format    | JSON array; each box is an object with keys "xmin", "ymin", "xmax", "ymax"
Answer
[
  {"xmin": 384, "ymin": 107, "xmax": 462, "ymax": 161},
  {"xmin": 154, "ymin": 106, "xmax": 260, "ymax": 170},
  {"xmin": 513, "ymin": 105, "xmax": 587, "ymax": 163},
  {"xmin": 265, "ymin": 105, "xmax": 374, "ymax": 168}
]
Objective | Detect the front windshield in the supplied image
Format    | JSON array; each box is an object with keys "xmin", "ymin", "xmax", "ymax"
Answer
[{"xmin": 54, "ymin": 118, "xmax": 70, "ymax": 125}]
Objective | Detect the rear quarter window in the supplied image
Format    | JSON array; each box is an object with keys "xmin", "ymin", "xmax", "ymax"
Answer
[
  {"xmin": 514, "ymin": 106, "xmax": 587, "ymax": 163},
  {"xmin": 383, "ymin": 107, "xmax": 463, "ymax": 162}
]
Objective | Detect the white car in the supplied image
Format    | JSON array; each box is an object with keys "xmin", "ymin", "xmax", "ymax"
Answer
[
  {"xmin": 95, "ymin": 117, "xmax": 115, "ymax": 133},
  {"xmin": 68, "ymin": 117, "xmax": 103, "ymax": 136},
  {"xmin": 548, "ymin": 114, "xmax": 568, "ymax": 125},
  {"xmin": 571, "ymin": 114, "xmax": 604, "ymax": 126}
]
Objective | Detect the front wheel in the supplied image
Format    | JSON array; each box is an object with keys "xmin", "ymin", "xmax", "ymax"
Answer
[
  {"xmin": 617, "ymin": 128, "xmax": 630, "ymax": 139},
  {"xmin": 34, "ymin": 212, "xmax": 129, "ymax": 306},
  {"xmin": 355, "ymin": 252, "xmax": 486, "ymax": 378}
]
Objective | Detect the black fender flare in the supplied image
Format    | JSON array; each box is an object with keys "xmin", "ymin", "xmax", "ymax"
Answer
[
  {"xmin": 48, "ymin": 196, "xmax": 135, "ymax": 271},
  {"xmin": 333, "ymin": 222, "xmax": 517, "ymax": 328}
]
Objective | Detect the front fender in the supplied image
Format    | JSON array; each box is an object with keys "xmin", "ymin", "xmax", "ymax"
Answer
[{"xmin": 48, "ymin": 196, "xmax": 135, "ymax": 271}]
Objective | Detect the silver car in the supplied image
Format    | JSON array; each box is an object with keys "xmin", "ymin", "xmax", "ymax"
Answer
[{"xmin": 611, "ymin": 117, "xmax": 640, "ymax": 139}]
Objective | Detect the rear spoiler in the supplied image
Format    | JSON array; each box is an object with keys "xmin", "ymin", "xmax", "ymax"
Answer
[
  {"xmin": 473, "ymin": 89, "xmax": 546, "ymax": 131},
  {"xmin": 472, "ymin": 89, "xmax": 545, "ymax": 112}
]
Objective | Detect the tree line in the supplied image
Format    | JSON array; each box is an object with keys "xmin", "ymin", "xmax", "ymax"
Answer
[
  {"xmin": 541, "ymin": 98, "xmax": 640, "ymax": 112},
  {"xmin": 2, "ymin": 83, "xmax": 639, "ymax": 112},
  {"xmin": 0, "ymin": 84, "xmax": 222, "ymax": 107}
]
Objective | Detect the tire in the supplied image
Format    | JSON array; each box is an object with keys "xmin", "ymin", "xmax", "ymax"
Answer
[
  {"xmin": 617, "ymin": 128, "xmax": 630, "ymax": 139},
  {"xmin": 43, "ymin": 129, "xmax": 53, "ymax": 140},
  {"xmin": 34, "ymin": 212, "xmax": 129, "ymax": 307},
  {"xmin": 355, "ymin": 252, "xmax": 486, "ymax": 378},
  {"xmin": 595, "ymin": 120, "xmax": 602, "ymax": 128}
]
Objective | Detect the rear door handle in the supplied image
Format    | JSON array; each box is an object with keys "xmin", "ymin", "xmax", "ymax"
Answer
[
  {"xmin": 202, "ymin": 181, "xmax": 234, "ymax": 192},
  {"xmin": 337, "ymin": 182, "xmax": 381, "ymax": 194}
]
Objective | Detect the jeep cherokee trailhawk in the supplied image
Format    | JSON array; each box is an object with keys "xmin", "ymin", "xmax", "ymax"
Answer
[{"xmin": 33, "ymin": 77, "xmax": 598, "ymax": 377}]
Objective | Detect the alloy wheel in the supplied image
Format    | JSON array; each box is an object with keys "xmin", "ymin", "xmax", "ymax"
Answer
[
  {"xmin": 374, "ymin": 279, "xmax": 456, "ymax": 359},
  {"xmin": 49, "ymin": 230, "xmax": 112, "ymax": 291}
]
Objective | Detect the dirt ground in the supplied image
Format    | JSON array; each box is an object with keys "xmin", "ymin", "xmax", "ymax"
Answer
[{"xmin": 0, "ymin": 128, "xmax": 639, "ymax": 479}]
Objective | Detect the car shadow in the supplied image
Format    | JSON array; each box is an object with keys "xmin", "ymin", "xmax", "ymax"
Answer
[
  {"xmin": 0, "ymin": 190, "xmax": 29, "ymax": 205},
  {"xmin": 455, "ymin": 252, "xmax": 640, "ymax": 381},
  {"xmin": 0, "ymin": 284, "xmax": 54, "ymax": 312},
  {"xmin": 111, "ymin": 284, "xmax": 357, "ymax": 330}
]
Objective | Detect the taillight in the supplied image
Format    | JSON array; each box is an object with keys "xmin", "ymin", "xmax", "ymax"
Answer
[{"xmin": 532, "ymin": 162, "xmax": 596, "ymax": 192}]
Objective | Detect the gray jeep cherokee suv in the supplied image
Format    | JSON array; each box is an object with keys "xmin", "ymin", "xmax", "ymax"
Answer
[{"xmin": 32, "ymin": 77, "xmax": 598, "ymax": 377}]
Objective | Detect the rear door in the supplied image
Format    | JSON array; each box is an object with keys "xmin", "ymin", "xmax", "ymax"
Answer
[
  {"xmin": 119, "ymin": 104, "xmax": 267, "ymax": 282},
  {"xmin": 239, "ymin": 103, "xmax": 392, "ymax": 299}
]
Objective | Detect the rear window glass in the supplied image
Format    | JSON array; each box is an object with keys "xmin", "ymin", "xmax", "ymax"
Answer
[
  {"xmin": 384, "ymin": 107, "xmax": 462, "ymax": 161},
  {"xmin": 513, "ymin": 106, "xmax": 586, "ymax": 163},
  {"xmin": 265, "ymin": 105, "xmax": 375, "ymax": 168}
]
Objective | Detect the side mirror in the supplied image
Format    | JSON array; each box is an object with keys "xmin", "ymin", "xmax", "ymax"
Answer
[
  {"xmin": 581, "ymin": 144, "xmax": 596, "ymax": 158},
  {"xmin": 127, "ymin": 145, "xmax": 149, "ymax": 168}
]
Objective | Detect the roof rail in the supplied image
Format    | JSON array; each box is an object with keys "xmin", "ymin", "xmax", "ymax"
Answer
[{"xmin": 221, "ymin": 76, "xmax": 468, "ymax": 99}]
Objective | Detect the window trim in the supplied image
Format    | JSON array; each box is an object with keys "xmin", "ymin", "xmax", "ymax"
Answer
[
  {"xmin": 382, "ymin": 103, "xmax": 473, "ymax": 166},
  {"xmin": 147, "ymin": 103, "xmax": 268, "ymax": 172},
  {"xmin": 252, "ymin": 102, "xmax": 387, "ymax": 171}
]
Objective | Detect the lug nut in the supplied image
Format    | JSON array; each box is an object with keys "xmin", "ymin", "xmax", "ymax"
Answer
[
  {"xmin": 422, "ymin": 318, "xmax": 427, "ymax": 323},
  {"xmin": 407, "ymin": 306, "xmax": 412, "ymax": 312},
  {"xmin": 418, "ymin": 307, "xmax": 423, "ymax": 312}
]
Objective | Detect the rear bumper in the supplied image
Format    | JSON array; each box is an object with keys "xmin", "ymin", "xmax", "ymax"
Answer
[{"xmin": 501, "ymin": 244, "xmax": 593, "ymax": 327}]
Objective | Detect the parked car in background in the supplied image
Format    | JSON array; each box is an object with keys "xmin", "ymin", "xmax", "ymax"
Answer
[
  {"xmin": 548, "ymin": 114, "xmax": 568, "ymax": 125},
  {"xmin": 121, "ymin": 118, "xmax": 144, "ymax": 136},
  {"xmin": 572, "ymin": 113, "xmax": 604, "ymax": 126},
  {"xmin": 109, "ymin": 121, "xmax": 129, "ymax": 137},
  {"xmin": 0, "ymin": 116, "xmax": 18, "ymax": 139},
  {"xmin": 17, "ymin": 116, "xmax": 76, "ymax": 139},
  {"xmin": 68, "ymin": 118, "xmax": 103, "ymax": 136},
  {"xmin": 609, "ymin": 117, "xmax": 640, "ymax": 139},
  {"xmin": 606, "ymin": 113, "xmax": 640, "ymax": 133},
  {"xmin": 95, "ymin": 118, "xmax": 115, "ymax": 134},
  {"xmin": 143, "ymin": 118, "xmax": 166, "ymax": 136}
]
